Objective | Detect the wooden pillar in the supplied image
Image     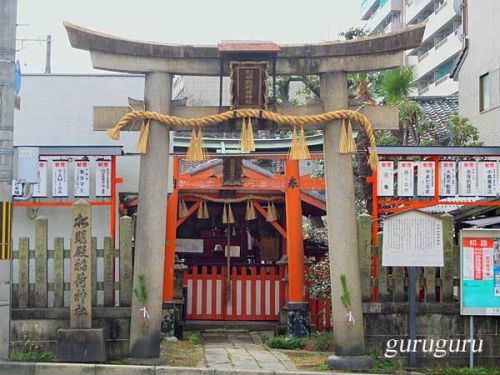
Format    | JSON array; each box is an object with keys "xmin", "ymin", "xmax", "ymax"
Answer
[
  {"xmin": 163, "ymin": 157, "xmax": 179, "ymax": 302},
  {"xmin": 320, "ymin": 72, "xmax": 366, "ymax": 356},
  {"xmin": 285, "ymin": 159, "xmax": 309, "ymax": 337},
  {"xmin": 285, "ymin": 159, "xmax": 305, "ymax": 302},
  {"xmin": 129, "ymin": 72, "xmax": 172, "ymax": 358}
]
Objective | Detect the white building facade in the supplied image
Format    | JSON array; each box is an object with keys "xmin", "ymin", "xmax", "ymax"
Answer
[
  {"xmin": 361, "ymin": 0, "xmax": 462, "ymax": 96},
  {"xmin": 453, "ymin": 0, "xmax": 500, "ymax": 145}
]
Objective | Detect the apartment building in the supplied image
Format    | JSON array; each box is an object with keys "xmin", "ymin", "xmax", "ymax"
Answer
[
  {"xmin": 452, "ymin": 0, "xmax": 500, "ymax": 145},
  {"xmin": 361, "ymin": 0, "xmax": 462, "ymax": 96}
]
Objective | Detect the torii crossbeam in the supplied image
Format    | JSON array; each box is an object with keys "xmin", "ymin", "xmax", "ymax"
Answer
[{"xmin": 64, "ymin": 22, "xmax": 424, "ymax": 364}]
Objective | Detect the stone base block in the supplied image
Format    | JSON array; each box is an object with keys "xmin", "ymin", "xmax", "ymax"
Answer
[
  {"xmin": 286, "ymin": 302, "xmax": 310, "ymax": 338},
  {"xmin": 327, "ymin": 354, "xmax": 375, "ymax": 371},
  {"xmin": 56, "ymin": 328, "xmax": 106, "ymax": 363}
]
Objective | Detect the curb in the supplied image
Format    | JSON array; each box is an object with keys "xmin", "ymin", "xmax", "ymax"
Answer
[{"xmin": 0, "ymin": 361, "xmax": 370, "ymax": 375}]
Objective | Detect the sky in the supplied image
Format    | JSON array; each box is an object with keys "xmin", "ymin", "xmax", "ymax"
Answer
[{"xmin": 15, "ymin": 0, "xmax": 363, "ymax": 73}]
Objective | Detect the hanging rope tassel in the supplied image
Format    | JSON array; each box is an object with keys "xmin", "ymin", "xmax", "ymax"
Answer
[
  {"xmin": 222, "ymin": 203, "xmax": 228, "ymax": 224},
  {"xmin": 197, "ymin": 199, "xmax": 209, "ymax": 219},
  {"xmin": 266, "ymin": 201, "xmax": 277, "ymax": 222},
  {"xmin": 178, "ymin": 198, "xmax": 188, "ymax": 218},
  {"xmin": 240, "ymin": 117, "xmax": 255, "ymax": 153},
  {"xmin": 247, "ymin": 117, "xmax": 255, "ymax": 152},
  {"xmin": 202, "ymin": 199, "xmax": 209, "ymax": 219},
  {"xmin": 222, "ymin": 202, "xmax": 235, "ymax": 224},
  {"xmin": 245, "ymin": 200, "xmax": 256, "ymax": 221},
  {"xmin": 186, "ymin": 128, "xmax": 197, "ymax": 161},
  {"xmin": 288, "ymin": 126, "xmax": 300, "ymax": 160},
  {"xmin": 339, "ymin": 118, "xmax": 357, "ymax": 154},
  {"xmin": 187, "ymin": 128, "xmax": 206, "ymax": 161},
  {"xmin": 137, "ymin": 119, "xmax": 151, "ymax": 154},
  {"xmin": 240, "ymin": 117, "xmax": 248, "ymax": 152},
  {"xmin": 295, "ymin": 126, "xmax": 310, "ymax": 160},
  {"xmin": 227, "ymin": 202, "xmax": 235, "ymax": 224},
  {"xmin": 345, "ymin": 119, "xmax": 357, "ymax": 153}
]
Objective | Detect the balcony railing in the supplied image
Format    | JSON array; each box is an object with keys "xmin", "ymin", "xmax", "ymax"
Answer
[
  {"xmin": 435, "ymin": 36, "xmax": 448, "ymax": 50},
  {"xmin": 416, "ymin": 33, "xmax": 461, "ymax": 79}
]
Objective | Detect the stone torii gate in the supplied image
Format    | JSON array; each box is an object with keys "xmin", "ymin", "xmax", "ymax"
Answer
[{"xmin": 64, "ymin": 22, "xmax": 424, "ymax": 361}]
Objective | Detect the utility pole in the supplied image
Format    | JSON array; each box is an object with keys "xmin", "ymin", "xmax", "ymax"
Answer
[{"xmin": 0, "ymin": 0, "xmax": 17, "ymax": 360}]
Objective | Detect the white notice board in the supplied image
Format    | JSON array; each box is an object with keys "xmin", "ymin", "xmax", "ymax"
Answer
[
  {"xmin": 74, "ymin": 161, "xmax": 90, "ymax": 197},
  {"xmin": 382, "ymin": 210, "xmax": 443, "ymax": 267},
  {"xmin": 439, "ymin": 161, "xmax": 457, "ymax": 196},
  {"xmin": 52, "ymin": 161, "xmax": 68, "ymax": 197},
  {"xmin": 377, "ymin": 161, "xmax": 394, "ymax": 196},
  {"xmin": 397, "ymin": 161, "xmax": 414, "ymax": 197},
  {"xmin": 417, "ymin": 161, "xmax": 435, "ymax": 197},
  {"xmin": 96, "ymin": 160, "xmax": 111, "ymax": 197},
  {"xmin": 175, "ymin": 238, "xmax": 204, "ymax": 253},
  {"xmin": 458, "ymin": 161, "xmax": 477, "ymax": 196},
  {"xmin": 32, "ymin": 161, "xmax": 47, "ymax": 198},
  {"xmin": 478, "ymin": 161, "xmax": 497, "ymax": 196}
]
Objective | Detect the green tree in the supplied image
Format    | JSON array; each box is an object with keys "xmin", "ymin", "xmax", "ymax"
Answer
[
  {"xmin": 338, "ymin": 26, "xmax": 369, "ymax": 40},
  {"xmin": 445, "ymin": 115, "xmax": 483, "ymax": 146},
  {"xmin": 376, "ymin": 66, "xmax": 418, "ymax": 105}
]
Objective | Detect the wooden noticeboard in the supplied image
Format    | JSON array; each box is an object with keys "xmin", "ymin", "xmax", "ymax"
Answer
[{"xmin": 382, "ymin": 210, "xmax": 443, "ymax": 267}]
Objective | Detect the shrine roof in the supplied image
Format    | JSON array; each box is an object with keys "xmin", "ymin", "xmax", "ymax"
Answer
[
  {"xmin": 180, "ymin": 158, "xmax": 326, "ymax": 212},
  {"xmin": 410, "ymin": 95, "xmax": 459, "ymax": 143},
  {"xmin": 172, "ymin": 133, "xmax": 325, "ymax": 153}
]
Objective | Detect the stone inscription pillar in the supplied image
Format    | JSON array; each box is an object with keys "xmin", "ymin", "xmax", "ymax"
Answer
[
  {"xmin": 320, "ymin": 72, "xmax": 366, "ymax": 356},
  {"xmin": 70, "ymin": 200, "xmax": 92, "ymax": 328},
  {"xmin": 56, "ymin": 200, "xmax": 105, "ymax": 363},
  {"xmin": 129, "ymin": 72, "xmax": 172, "ymax": 358}
]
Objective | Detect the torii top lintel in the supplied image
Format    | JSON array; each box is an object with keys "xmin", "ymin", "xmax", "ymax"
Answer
[{"xmin": 64, "ymin": 22, "xmax": 425, "ymax": 76}]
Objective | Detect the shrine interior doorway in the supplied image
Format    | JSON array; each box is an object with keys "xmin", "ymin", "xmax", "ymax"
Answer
[{"xmin": 166, "ymin": 155, "xmax": 327, "ymax": 322}]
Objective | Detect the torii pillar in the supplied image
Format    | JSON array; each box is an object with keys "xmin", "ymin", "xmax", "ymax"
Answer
[
  {"xmin": 321, "ymin": 72, "xmax": 366, "ymax": 359},
  {"xmin": 129, "ymin": 72, "xmax": 171, "ymax": 358}
]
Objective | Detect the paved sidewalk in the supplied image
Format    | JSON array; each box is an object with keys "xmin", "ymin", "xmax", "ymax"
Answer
[{"xmin": 202, "ymin": 331, "xmax": 297, "ymax": 372}]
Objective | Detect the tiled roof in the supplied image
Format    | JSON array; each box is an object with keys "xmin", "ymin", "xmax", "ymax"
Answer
[{"xmin": 409, "ymin": 95, "xmax": 459, "ymax": 143}]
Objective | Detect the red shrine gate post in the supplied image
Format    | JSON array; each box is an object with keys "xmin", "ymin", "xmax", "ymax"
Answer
[{"xmin": 285, "ymin": 159, "xmax": 308, "ymax": 335}]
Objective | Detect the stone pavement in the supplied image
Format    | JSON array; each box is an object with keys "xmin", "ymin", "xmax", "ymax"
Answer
[{"xmin": 201, "ymin": 331, "xmax": 297, "ymax": 372}]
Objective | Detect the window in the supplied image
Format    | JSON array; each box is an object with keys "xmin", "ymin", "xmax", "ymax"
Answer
[{"xmin": 480, "ymin": 73, "xmax": 490, "ymax": 112}]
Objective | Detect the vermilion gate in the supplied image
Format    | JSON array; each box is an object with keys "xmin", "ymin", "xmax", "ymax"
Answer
[{"xmin": 183, "ymin": 265, "xmax": 286, "ymax": 321}]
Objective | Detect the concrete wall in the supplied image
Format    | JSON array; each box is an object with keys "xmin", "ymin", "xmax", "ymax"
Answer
[
  {"xmin": 12, "ymin": 303, "xmax": 500, "ymax": 366},
  {"xmin": 458, "ymin": 0, "xmax": 500, "ymax": 145},
  {"xmin": 364, "ymin": 303, "xmax": 500, "ymax": 367},
  {"xmin": 11, "ymin": 308, "xmax": 130, "ymax": 360}
]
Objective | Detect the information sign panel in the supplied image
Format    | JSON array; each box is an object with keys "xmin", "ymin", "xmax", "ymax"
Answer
[
  {"xmin": 382, "ymin": 210, "xmax": 443, "ymax": 267},
  {"xmin": 460, "ymin": 229, "xmax": 500, "ymax": 315}
]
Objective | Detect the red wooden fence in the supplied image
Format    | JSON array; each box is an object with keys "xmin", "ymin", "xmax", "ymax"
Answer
[
  {"xmin": 182, "ymin": 265, "xmax": 286, "ymax": 321},
  {"xmin": 182, "ymin": 264, "xmax": 333, "ymax": 329}
]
